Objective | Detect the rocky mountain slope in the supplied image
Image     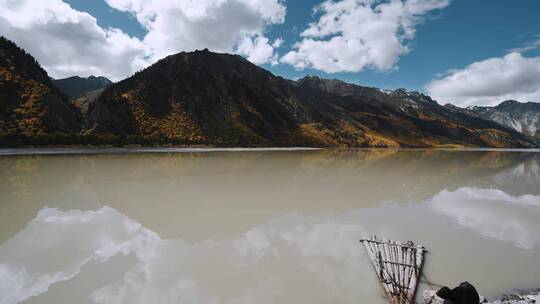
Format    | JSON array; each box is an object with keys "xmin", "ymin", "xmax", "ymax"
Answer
[
  {"xmin": 0, "ymin": 36, "xmax": 80, "ymax": 137},
  {"xmin": 1, "ymin": 37, "xmax": 538, "ymax": 147},
  {"xmin": 468, "ymin": 100, "xmax": 539, "ymax": 139},
  {"xmin": 87, "ymin": 50, "xmax": 538, "ymax": 147},
  {"xmin": 87, "ymin": 50, "xmax": 345, "ymax": 146},
  {"xmin": 53, "ymin": 75, "xmax": 112, "ymax": 97}
]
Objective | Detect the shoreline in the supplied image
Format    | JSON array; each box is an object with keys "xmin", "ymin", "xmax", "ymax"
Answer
[
  {"xmin": 490, "ymin": 290, "xmax": 540, "ymax": 304},
  {"xmin": 0, "ymin": 147, "xmax": 323, "ymax": 156},
  {"xmin": 1, "ymin": 146, "xmax": 540, "ymax": 156},
  {"xmin": 424, "ymin": 289, "xmax": 540, "ymax": 304}
]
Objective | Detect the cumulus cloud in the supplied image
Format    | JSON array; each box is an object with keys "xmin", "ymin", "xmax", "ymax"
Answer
[
  {"xmin": 0, "ymin": 0, "xmax": 286, "ymax": 81},
  {"xmin": 281, "ymin": 0, "xmax": 449, "ymax": 73},
  {"xmin": 0, "ymin": 0, "xmax": 146, "ymax": 81},
  {"xmin": 104, "ymin": 0, "xmax": 286, "ymax": 64},
  {"xmin": 236, "ymin": 35, "xmax": 282, "ymax": 65},
  {"xmin": 425, "ymin": 52, "xmax": 540, "ymax": 107}
]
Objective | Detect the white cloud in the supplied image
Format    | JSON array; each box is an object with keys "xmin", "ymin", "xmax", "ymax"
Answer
[
  {"xmin": 281, "ymin": 0, "xmax": 449, "ymax": 73},
  {"xmin": 425, "ymin": 52, "xmax": 540, "ymax": 107},
  {"xmin": 0, "ymin": 0, "xmax": 286, "ymax": 81},
  {"xmin": 510, "ymin": 36, "xmax": 540, "ymax": 53},
  {"xmin": 0, "ymin": 0, "xmax": 146, "ymax": 81},
  {"xmin": 236, "ymin": 35, "xmax": 282, "ymax": 65},
  {"xmin": 272, "ymin": 38, "xmax": 284, "ymax": 48},
  {"xmin": 104, "ymin": 0, "xmax": 285, "ymax": 65}
]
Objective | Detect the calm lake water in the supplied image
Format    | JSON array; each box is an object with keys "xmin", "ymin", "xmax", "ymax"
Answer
[{"xmin": 0, "ymin": 148, "xmax": 539, "ymax": 304}]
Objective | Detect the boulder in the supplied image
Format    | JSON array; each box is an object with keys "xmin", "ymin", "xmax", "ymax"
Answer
[
  {"xmin": 435, "ymin": 282, "xmax": 480, "ymax": 304},
  {"xmin": 424, "ymin": 282, "xmax": 483, "ymax": 304}
]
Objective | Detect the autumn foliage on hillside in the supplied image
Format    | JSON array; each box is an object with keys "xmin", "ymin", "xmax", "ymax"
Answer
[
  {"xmin": 0, "ymin": 36, "xmax": 80, "ymax": 139},
  {"xmin": 1, "ymin": 37, "xmax": 538, "ymax": 148},
  {"xmin": 87, "ymin": 49, "xmax": 538, "ymax": 148}
]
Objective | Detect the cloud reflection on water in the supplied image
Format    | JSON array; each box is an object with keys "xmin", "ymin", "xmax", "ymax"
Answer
[
  {"xmin": 0, "ymin": 207, "xmax": 376, "ymax": 304},
  {"xmin": 0, "ymin": 207, "xmax": 159, "ymax": 304},
  {"xmin": 427, "ymin": 188, "xmax": 540, "ymax": 250},
  {"xmin": 0, "ymin": 185, "xmax": 539, "ymax": 304}
]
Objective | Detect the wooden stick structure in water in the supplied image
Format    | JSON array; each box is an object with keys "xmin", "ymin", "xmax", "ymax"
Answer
[{"xmin": 360, "ymin": 235, "xmax": 426, "ymax": 304}]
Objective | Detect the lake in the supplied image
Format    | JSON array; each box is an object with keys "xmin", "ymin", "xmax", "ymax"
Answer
[{"xmin": 0, "ymin": 148, "xmax": 539, "ymax": 304}]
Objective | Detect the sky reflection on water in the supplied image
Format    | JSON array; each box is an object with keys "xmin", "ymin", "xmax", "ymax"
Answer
[{"xmin": 0, "ymin": 149, "xmax": 539, "ymax": 304}]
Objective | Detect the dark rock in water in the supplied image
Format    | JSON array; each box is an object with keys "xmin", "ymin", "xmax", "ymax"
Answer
[{"xmin": 436, "ymin": 282, "xmax": 480, "ymax": 304}]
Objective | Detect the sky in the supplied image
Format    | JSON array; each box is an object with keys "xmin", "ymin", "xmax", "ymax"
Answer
[{"xmin": 1, "ymin": 0, "xmax": 540, "ymax": 107}]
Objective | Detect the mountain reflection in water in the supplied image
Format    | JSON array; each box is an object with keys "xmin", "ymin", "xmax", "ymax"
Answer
[{"xmin": 0, "ymin": 149, "xmax": 539, "ymax": 304}]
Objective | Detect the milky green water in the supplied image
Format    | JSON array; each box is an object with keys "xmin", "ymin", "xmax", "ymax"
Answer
[{"xmin": 0, "ymin": 149, "xmax": 539, "ymax": 304}]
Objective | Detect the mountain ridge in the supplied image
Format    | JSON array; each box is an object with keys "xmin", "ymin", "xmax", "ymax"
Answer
[
  {"xmin": 1, "ymin": 38, "xmax": 538, "ymax": 148},
  {"xmin": 466, "ymin": 100, "xmax": 540, "ymax": 139},
  {"xmin": 86, "ymin": 49, "xmax": 538, "ymax": 147},
  {"xmin": 52, "ymin": 75, "xmax": 112, "ymax": 98}
]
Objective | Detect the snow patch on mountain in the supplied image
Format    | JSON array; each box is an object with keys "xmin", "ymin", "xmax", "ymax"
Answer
[{"xmin": 468, "ymin": 100, "xmax": 540, "ymax": 138}]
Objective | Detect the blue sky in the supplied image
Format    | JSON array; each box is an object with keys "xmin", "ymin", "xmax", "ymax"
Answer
[
  {"xmin": 2, "ymin": 0, "xmax": 540, "ymax": 106},
  {"xmin": 63, "ymin": 0, "xmax": 540, "ymax": 91}
]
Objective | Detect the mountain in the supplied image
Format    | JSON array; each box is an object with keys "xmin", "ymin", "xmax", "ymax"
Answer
[
  {"xmin": 467, "ymin": 100, "xmax": 540, "ymax": 139},
  {"xmin": 296, "ymin": 76, "xmax": 538, "ymax": 147},
  {"xmin": 52, "ymin": 75, "xmax": 112, "ymax": 97},
  {"xmin": 0, "ymin": 36, "xmax": 80, "ymax": 138},
  {"xmin": 1, "ymin": 37, "xmax": 538, "ymax": 148},
  {"xmin": 86, "ymin": 50, "xmax": 539, "ymax": 148},
  {"xmin": 87, "ymin": 50, "xmax": 343, "ymax": 146}
]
